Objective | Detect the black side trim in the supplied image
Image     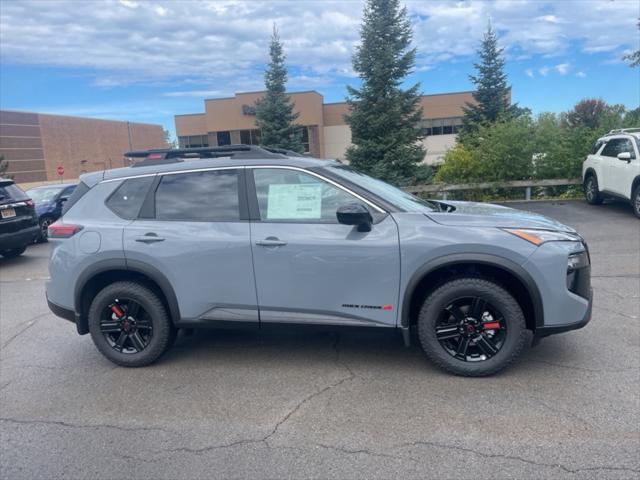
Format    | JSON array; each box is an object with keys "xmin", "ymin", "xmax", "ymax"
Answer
[
  {"xmin": 536, "ymin": 289, "xmax": 592, "ymax": 338},
  {"xmin": 401, "ymin": 253, "xmax": 544, "ymax": 330},
  {"xmin": 73, "ymin": 258, "xmax": 182, "ymax": 329},
  {"xmin": 125, "ymin": 259, "xmax": 182, "ymax": 325},
  {"xmin": 47, "ymin": 297, "xmax": 75, "ymax": 323}
]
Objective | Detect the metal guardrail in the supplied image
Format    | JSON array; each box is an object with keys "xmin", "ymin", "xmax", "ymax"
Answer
[{"xmin": 404, "ymin": 178, "xmax": 582, "ymax": 200}]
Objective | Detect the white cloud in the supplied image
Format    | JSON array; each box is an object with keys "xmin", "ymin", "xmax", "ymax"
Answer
[
  {"xmin": 525, "ymin": 68, "xmax": 534, "ymax": 78},
  {"xmin": 0, "ymin": 0, "xmax": 636, "ymax": 89},
  {"xmin": 539, "ymin": 66, "xmax": 550, "ymax": 76},
  {"xmin": 554, "ymin": 63, "xmax": 570, "ymax": 75},
  {"xmin": 576, "ymin": 71, "xmax": 587, "ymax": 78}
]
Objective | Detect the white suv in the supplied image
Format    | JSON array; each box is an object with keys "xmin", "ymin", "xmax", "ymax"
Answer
[{"xmin": 582, "ymin": 128, "xmax": 640, "ymax": 218}]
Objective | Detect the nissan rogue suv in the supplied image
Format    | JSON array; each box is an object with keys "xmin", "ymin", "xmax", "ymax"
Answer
[
  {"xmin": 582, "ymin": 128, "xmax": 640, "ymax": 218},
  {"xmin": 46, "ymin": 145, "xmax": 592, "ymax": 376}
]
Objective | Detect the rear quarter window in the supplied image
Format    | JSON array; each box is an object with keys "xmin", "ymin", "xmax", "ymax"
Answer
[
  {"xmin": 0, "ymin": 183, "xmax": 28, "ymax": 202},
  {"xmin": 62, "ymin": 181, "xmax": 90, "ymax": 215},
  {"xmin": 106, "ymin": 176, "xmax": 155, "ymax": 220}
]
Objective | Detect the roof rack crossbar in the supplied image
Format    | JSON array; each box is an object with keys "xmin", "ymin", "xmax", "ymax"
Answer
[
  {"xmin": 125, "ymin": 144, "xmax": 288, "ymax": 167},
  {"xmin": 607, "ymin": 128, "xmax": 640, "ymax": 135}
]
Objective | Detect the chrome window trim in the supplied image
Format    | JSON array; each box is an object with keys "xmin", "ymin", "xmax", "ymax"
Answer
[
  {"xmin": 247, "ymin": 165, "xmax": 386, "ymax": 213},
  {"xmin": 99, "ymin": 164, "xmax": 386, "ymax": 213}
]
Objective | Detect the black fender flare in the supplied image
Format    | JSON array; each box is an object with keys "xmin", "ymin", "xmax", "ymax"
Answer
[
  {"xmin": 583, "ymin": 167, "xmax": 597, "ymax": 183},
  {"xmin": 400, "ymin": 253, "xmax": 544, "ymax": 330},
  {"xmin": 631, "ymin": 176, "xmax": 640, "ymax": 199},
  {"xmin": 74, "ymin": 258, "xmax": 181, "ymax": 325}
]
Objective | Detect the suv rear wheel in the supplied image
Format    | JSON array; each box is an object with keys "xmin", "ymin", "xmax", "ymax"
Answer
[
  {"xmin": 584, "ymin": 175, "xmax": 603, "ymax": 205},
  {"xmin": 417, "ymin": 278, "xmax": 528, "ymax": 376},
  {"xmin": 88, "ymin": 281, "xmax": 175, "ymax": 367}
]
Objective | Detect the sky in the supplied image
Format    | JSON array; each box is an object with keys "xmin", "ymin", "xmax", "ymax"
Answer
[{"xmin": 1, "ymin": 0, "xmax": 639, "ymax": 138}]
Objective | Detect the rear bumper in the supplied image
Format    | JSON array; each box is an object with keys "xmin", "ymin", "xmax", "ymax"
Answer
[
  {"xmin": 0, "ymin": 225, "xmax": 39, "ymax": 251},
  {"xmin": 535, "ymin": 288, "xmax": 593, "ymax": 338},
  {"xmin": 47, "ymin": 295, "xmax": 87, "ymax": 334}
]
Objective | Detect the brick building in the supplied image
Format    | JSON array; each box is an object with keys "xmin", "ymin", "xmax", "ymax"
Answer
[
  {"xmin": 0, "ymin": 110, "xmax": 166, "ymax": 183},
  {"xmin": 175, "ymin": 90, "xmax": 477, "ymax": 165}
]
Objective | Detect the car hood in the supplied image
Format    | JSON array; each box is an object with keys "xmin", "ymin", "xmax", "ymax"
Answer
[{"xmin": 425, "ymin": 200, "xmax": 576, "ymax": 232}]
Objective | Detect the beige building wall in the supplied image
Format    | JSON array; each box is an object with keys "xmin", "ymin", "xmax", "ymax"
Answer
[
  {"xmin": 176, "ymin": 90, "xmax": 478, "ymax": 165},
  {"xmin": 422, "ymin": 134, "xmax": 457, "ymax": 166},
  {"xmin": 323, "ymin": 125, "xmax": 351, "ymax": 160}
]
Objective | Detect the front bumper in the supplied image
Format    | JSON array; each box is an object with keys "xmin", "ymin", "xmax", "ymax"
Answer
[
  {"xmin": 535, "ymin": 288, "xmax": 593, "ymax": 338},
  {"xmin": 0, "ymin": 225, "xmax": 39, "ymax": 251}
]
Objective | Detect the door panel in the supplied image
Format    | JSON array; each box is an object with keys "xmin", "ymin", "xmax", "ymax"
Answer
[
  {"xmin": 122, "ymin": 168, "xmax": 258, "ymax": 322},
  {"xmin": 607, "ymin": 138, "xmax": 637, "ymax": 197},
  {"xmin": 124, "ymin": 221, "xmax": 257, "ymax": 321},
  {"xmin": 249, "ymin": 167, "xmax": 400, "ymax": 327}
]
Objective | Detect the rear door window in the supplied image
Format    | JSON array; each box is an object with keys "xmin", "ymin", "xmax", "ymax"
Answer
[{"xmin": 154, "ymin": 169, "xmax": 240, "ymax": 222}]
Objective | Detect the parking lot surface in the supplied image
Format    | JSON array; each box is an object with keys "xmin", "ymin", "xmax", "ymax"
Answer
[{"xmin": 1, "ymin": 199, "xmax": 639, "ymax": 479}]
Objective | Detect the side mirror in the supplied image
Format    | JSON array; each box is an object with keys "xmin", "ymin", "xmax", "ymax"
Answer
[
  {"xmin": 59, "ymin": 196, "xmax": 69, "ymax": 203},
  {"xmin": 617, "ymin": 152, "xmax": 632, "ymax": 161},
  {"xmin": 337, "ymin": 203, "xmax": 373, "ymax": 232}
]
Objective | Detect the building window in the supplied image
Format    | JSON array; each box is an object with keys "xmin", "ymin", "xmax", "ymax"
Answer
[
  {"xmin": 239, "ymin": 129, "xmax": 261, "ymax": 145},
  {"xmin": 178, "ymin": 135, "xmax": 209, "ymax": 148},
  {"xmin": 217, "ymin": 131, "xmax": 231, "ymax": 146},
  {"xmin": 301, "ymin": 126, "xmax": 310, "ymax": 153},
  {"xmin": 420, "ymin": 117, "xmax": 463, "ymax": 137}
]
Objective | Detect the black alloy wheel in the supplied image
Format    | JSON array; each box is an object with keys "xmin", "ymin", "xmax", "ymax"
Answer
[
  {"xmin": 101, "ymin": 298, "xmax": 153, "ymax": 354},
  {"xmin": 417, "ymin": 277, "xmax": 528, "ymax": 376},
  {"xmin": 435, "ymin": 296, "xmax": 506, "ymax": 362},
  {"xmin": 88, "ymin": 281, "xmax": 174, "ymax": 367},
  {"xmin": 584, "ymin": 176, "xmax": 603, "ymax": 205}
]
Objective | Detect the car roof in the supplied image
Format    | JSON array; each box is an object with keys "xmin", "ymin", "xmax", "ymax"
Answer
[
  {"xmin": 28, "ymin": 182, "xmax": 78, "ymax": 190},
  {"xmin": 80, "ymin": 155, "xmax": 340, "ymax": 187}
]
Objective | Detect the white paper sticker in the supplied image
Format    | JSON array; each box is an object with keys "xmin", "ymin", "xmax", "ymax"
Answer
[{"xmin": 267, "ymin": 184, "xmax": 322, "ymax": 219}]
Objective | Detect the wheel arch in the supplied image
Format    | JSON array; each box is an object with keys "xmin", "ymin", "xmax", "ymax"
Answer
[
  {"xmin": 583, "ymin": 167, "xmax": 597, "ymax": 182},
  {"xmin": 74, "ymin": 259, "xmax": 181, "ymax": 334},
  {"xmin": 401, "ymin": 254, "xmax": 543, "ymax": 333},
  {"xmin": 631, "ymin": 176, "xmax": 640, "ymax": 198}
]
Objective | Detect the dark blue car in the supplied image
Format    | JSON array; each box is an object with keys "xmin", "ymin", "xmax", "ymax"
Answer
[{"xmin": 26, "ymin": 183, "xmax": 77, "ymax": 241}]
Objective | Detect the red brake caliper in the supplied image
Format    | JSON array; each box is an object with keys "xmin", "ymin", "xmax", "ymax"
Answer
[
  {"xmin": 110, "ymin": 304, "xmax": 124, "ymax": 319},
  {"xmin": 483, "ymin": 321, "xmax": 501, "ymax": 330}
]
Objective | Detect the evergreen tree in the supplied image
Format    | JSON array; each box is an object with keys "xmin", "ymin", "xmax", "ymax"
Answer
[
  {"xmin": 345, "ymin": 0, "xmax": 426, "ymax": 186},
  {"xmin": 255, "ymin": 25, "xmax": 303, "ymax": 153},
  {"xmin": 459, "ymin": 23, "xmax": 519, "ymax": 145}
]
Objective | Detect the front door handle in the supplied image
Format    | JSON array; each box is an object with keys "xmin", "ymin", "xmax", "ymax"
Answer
[
  {"xmin": 135, "ymin": 233, "xmax": 165, "ymax": 244},
  {"xmin": 256, "ymin": 237, "xmax": 287, "ymax": 247}
]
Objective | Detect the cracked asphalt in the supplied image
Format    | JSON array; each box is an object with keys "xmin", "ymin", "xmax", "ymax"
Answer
[{"xmin": 1, "ymin": 199, "xmax": 639, "ymax": 479}]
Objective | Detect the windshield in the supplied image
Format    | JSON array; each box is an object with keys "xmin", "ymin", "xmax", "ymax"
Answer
[
  {"xmin": 27, "ymin": 186, "xmax": 65, "ymax": 203},
  {"xmin": 322, "ymin": 165, "xmax": 438, "ymax": 212}
]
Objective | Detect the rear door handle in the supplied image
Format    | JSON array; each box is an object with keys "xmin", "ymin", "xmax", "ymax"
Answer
[
  {"xmin": 135, "ymin": 233, "xmax": 165, "ymax": 244},
  {"xmin": 256, "ymin": 237, "xmax": 287, "ymax": 247}
]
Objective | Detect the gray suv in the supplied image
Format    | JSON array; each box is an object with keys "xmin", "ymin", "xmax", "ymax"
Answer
[{"xmin": 46, "ymin": 145, "xmax": 592, "ymax": 376}]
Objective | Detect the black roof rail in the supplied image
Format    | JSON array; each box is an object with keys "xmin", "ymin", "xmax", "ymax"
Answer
[
  {"xmin": 261, "ymin": 146, "xmax": 306, "ymax": 157},
  {"xmin": 125, "ymin": 144, "xmax": 287, "ymax": 167}
]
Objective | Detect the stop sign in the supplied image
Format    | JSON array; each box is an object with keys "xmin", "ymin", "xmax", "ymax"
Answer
[{"xmin": 56, "ymin": 165, "xmax": 64, "ymax": 176}]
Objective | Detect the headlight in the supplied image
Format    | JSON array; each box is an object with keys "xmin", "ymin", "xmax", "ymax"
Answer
[{"xmin": 502, "ymin": 228, "xmax": 581, "ymax": 245}]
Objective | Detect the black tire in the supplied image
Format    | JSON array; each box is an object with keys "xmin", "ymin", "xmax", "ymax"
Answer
[
  {"xmin": 632, "ymin": 184, "xmax": 640, "ymax": 219},
  {"xmin": 38, "ymin": 217, "xmax": 54, "ymax": 242},
  {"xmin": 1, "ymin": 246, "xmax": 27, "ymax": 258},
  {"xmin": 88, "ymin": 281, "xmax": 175, "ymax": 367},
  {"xmin": 417, "ymin": 278, "xmax": 528, "ymax": 377},
  {"xmin": 584, "ymin": 175, "xmax": 603, "ymax": 205}
]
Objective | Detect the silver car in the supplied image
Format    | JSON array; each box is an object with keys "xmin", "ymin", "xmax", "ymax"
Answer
[{"xmin": 46, "ymin": 145, "xmax": 592, "ymax": 376}]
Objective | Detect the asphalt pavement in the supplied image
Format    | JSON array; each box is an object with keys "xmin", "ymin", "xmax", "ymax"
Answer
[{"xmin": 1, "ymin": 199, "xmax": 639, "ymax": 479}]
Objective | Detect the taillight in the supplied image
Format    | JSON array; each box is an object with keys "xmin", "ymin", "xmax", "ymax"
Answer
[{"xmin": 48, "ymin": 221, "xmax": 83, "ymax": 238}]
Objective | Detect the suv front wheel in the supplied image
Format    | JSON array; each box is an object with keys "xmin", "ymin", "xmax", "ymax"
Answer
[
  {"xmin": 584, "ymin": 175, "xmax": 603, "ymax": 205},
  {"xmin": 88, "ymin": 281, "xmax": 175, "ymax": 367},
  {"xmin": 417, "ymin": 278, "xmax": 528, "ymax": 376}
]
